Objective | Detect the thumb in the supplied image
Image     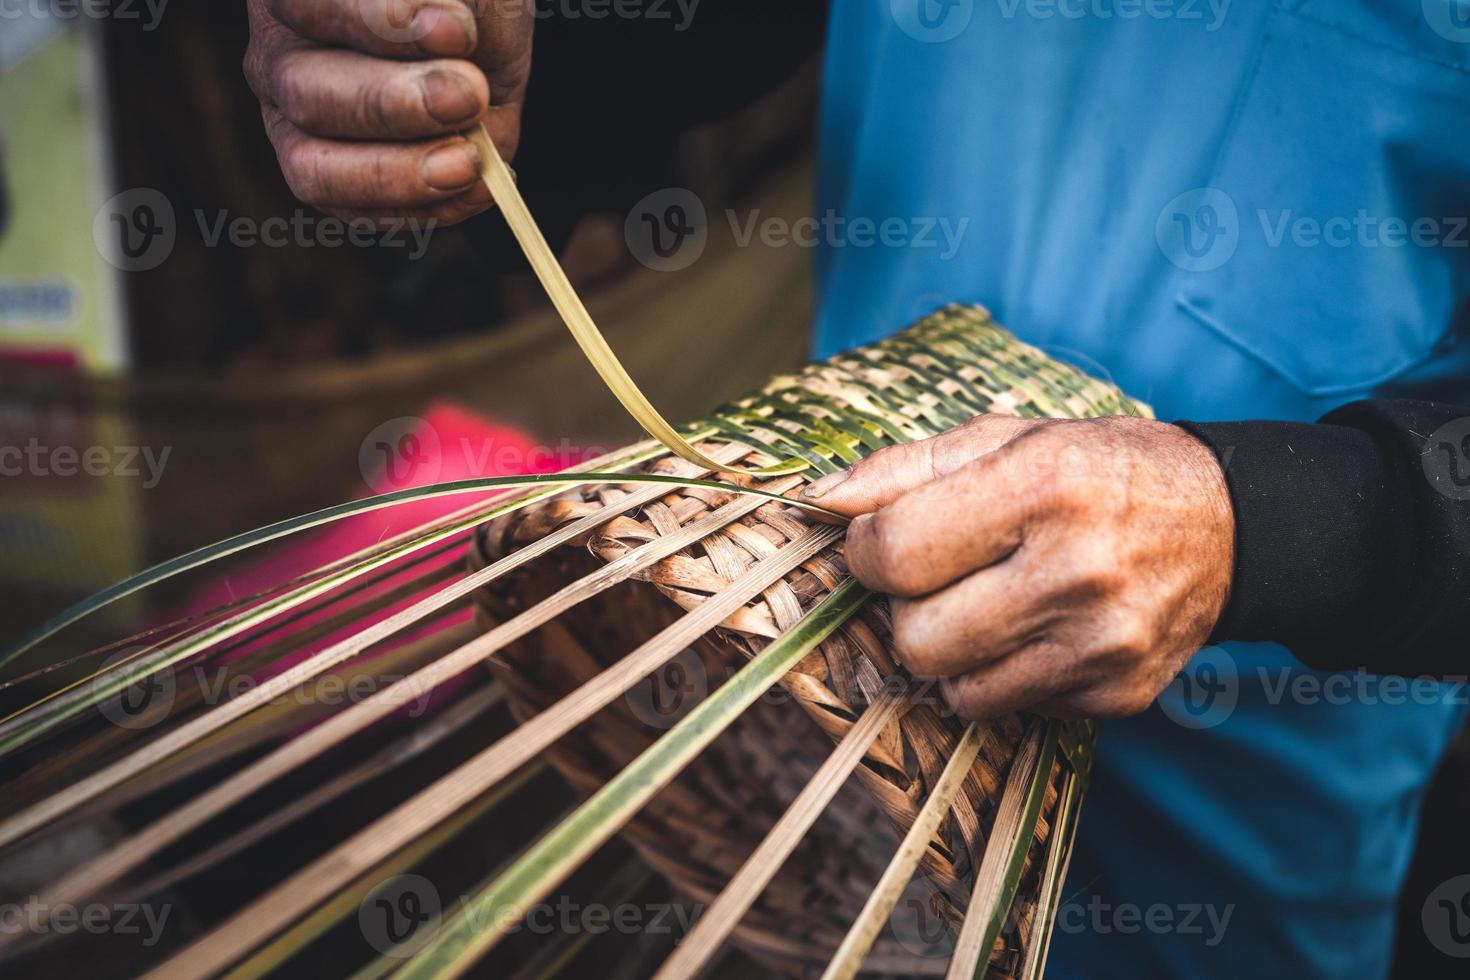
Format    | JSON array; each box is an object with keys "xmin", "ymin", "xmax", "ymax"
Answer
[{"xmin": 799, "ymin": 413, "xmax": 1036, "ymax": 518}]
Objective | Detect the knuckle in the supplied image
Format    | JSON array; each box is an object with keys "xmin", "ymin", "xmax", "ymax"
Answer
[{"xmin": 242, "ymin": 40, "xmax": 275, "ymax": 103}]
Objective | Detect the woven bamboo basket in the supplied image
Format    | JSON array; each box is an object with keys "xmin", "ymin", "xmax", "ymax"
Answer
[{"xmin": 469, "ymin": 304, "xmax": 1143, "ymax": 977}]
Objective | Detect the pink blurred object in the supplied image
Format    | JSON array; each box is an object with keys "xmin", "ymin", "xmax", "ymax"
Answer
[{"xmin": 178, "ymin": 402, "xmax": 581, "ymax": 720}]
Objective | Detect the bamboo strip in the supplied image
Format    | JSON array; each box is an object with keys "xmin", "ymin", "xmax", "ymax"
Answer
[
  {"xmin": 652, "ymin": 685, "xmax": 910, "ymax": 980},
  {"xmin": 1019, "ymin": 770, "xmax": 1082, "ymax": 980},
  {"xmin": 820, "ymin": 722, "xmax": 991, "ymax": 980},
  {"xmin": 466, "ymin": 126, "xmax": 788, "ymax": 476},
  {"xmin": 146, "ymin": 525, "xmax": 841, "ymax": 980},
  {"xmin": 0, "ymin": 451, "xmax": 751, "ymax": 855},
  {"xmin": 390, "ymin": 577, "xmax": 872, "ymax": 980},
  {"xmin": 943, "ymin": 722, "xmax": 1059, "ymax": 980}
]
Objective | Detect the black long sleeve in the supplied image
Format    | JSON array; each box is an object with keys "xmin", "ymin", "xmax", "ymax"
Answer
[{"xmin": 1177, "ymin": 400, "xmax": 1470, "ymax": 677}]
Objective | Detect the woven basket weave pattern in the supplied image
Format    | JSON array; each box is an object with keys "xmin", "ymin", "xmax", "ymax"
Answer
[{"xmin": 471, "ymin": 306, "xmax": 1142, "ymax": 975}]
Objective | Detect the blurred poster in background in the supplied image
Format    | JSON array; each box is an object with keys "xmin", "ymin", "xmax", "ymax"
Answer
[{"xmin": 0, "ymin": 11, "xmax": 143, "ymax": 651}]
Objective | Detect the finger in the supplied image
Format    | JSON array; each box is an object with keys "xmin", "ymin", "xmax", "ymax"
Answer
[
  {"xmin": 266, "ymin": 113, "xmax": 482, "ymax": 209},
  {"xmin": 841, "ymin": 448, "xmax": 1034, "ymax": 597},
  {"xmin": 888, "ymin": 563, "xmax": 1039, "ymax": 678},
  {"xmin": 268, "ymin": 0, "xmax": 479, "ymax": 59},
  {"xmin": 265, "ymin": 48, "xmax": 488, "ymax": 139},
  {"xmin": 801, "ymin": 413, "xmax": 1036, "ymax": 517},
  {"xmin": 941, "ymin": 642, "xmax": 1088, "ymax": 720},
  {"xmin": 321, "ymin": 182, "xmax": 493, "ymax": 228}
]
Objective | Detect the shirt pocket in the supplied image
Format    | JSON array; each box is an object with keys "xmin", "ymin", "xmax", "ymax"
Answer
[{"xmin": 1173, "ymin": 2, "xmax": 1470, "ymax": 397}]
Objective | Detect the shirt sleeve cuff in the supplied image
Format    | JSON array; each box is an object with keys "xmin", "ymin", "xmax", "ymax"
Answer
[{"xmin": 1173, "ymin": 418, "xmax": 1413, "ymax": 672}]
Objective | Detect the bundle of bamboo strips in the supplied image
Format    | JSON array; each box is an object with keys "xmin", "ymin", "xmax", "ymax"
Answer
[{"xmin": 0, "ymin": 304, "xmax": 1141, "ymax": 979}]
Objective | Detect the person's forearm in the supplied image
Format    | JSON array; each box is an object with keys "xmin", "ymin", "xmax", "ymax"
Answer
[{"xmin": 1179, "ymin": 400, "xmax": 1470, "ymax": 677}]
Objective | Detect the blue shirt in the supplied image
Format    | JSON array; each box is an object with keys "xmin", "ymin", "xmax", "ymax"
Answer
[{"xmin": 815, "ymin": 2, "xmax": 1470, "ymax": 975}]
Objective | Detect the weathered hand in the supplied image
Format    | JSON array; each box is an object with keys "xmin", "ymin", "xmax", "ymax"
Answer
[
  {"xmin": 244, "ymin": 0, "xmax": 533, "ymax": 225},
  {"xmin": 800, "ymin": 414, "xmax": 1235, "ymax": 720}
]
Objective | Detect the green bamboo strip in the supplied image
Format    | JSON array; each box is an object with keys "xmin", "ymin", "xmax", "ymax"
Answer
[
  {"xmin": 1019, "ymin": 769, "xmax": 1083, "ymax": 980},
  {"xmin": 652, "ymin": 684, "xmax": 910, "ymax": 980},
  {"xmin": 944, "ymin": 722, "xmax": 1060, "ymax": 980},
  {"xmin": 146, "ymin": 527, "xmax": 843, "ymax": 980},
  {"xmin": 391, "ymin": 578, "xmax": 872, "ymax": 980},
  {"xmin": 819, "ymin": 722, "xmax": 991, "ymax": 980}
]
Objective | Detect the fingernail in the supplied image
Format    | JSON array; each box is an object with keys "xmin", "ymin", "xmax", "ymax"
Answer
[
  {"xmin": 422, "ymin": 141, "xmax": 480, "ymax": 191},
  {"xmin": 802, "ymin": 468, "xmax": 851, "ymax": 500},
  {"xmin": 412, "ymin": 3, "xmax": 476, "ymax": 57},
  {"xmin": 420, "ymin": 69, "xmax": 480, "ymax": 125}
]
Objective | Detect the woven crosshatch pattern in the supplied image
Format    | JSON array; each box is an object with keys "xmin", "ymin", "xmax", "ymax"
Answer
[{"xmin": 472, "ymin": 305, "xmax": 1138, "ymax": 976}]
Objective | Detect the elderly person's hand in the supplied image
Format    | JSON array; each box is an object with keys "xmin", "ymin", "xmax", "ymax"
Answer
[
  {"xmin": 801, "ymin": 414, "xmax": 1235, "ymax": 720},
  {"xmin": 244, "ymin": 0, "xmax": 532, "ymax": 225}
]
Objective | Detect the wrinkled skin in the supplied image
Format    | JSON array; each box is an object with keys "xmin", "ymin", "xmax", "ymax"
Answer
[
  {"xmin": 243, "ymin": 0, "xmax": 532, "ymax": 225},
  {"xmin": 801, "ymin": 414, "xmax": 1235, "ymax": 721}
]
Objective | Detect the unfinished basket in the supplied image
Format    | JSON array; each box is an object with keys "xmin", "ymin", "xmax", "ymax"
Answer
[{"xmin": 470, "ymin": 304, "xmax": 1144, "ymax": 977}]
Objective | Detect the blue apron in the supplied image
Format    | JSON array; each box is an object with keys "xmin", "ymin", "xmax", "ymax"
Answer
[{"xmin": 815, "ymin": 2, "xmax": 1470, "ymax": 975}]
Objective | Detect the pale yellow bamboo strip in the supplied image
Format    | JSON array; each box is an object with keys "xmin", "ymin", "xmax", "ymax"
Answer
[
  {"xmin": 653, "ymin": 686, "xmax": 910, "ymax": 980},
  {"xmin": 944, "ymin": 724, "xmax": 1049, "ymax": 980},
  {"xmin": 147, "ymin": 524, "xmax": 840, "ymax": 980},
  {"xmin": 1020, "ymin": 770, "xmax": 1081, "ymax": 980},
  {"xmin": 468, "ymin": 125, "xmax": 768, "ymax": 475},
  {"xmin": 0, "ymin": 446, "xmax": 745, "ymax": 856},
  {"xmin": 820, "ymin": 722, "xmax": 991, "ymax": 980}
]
